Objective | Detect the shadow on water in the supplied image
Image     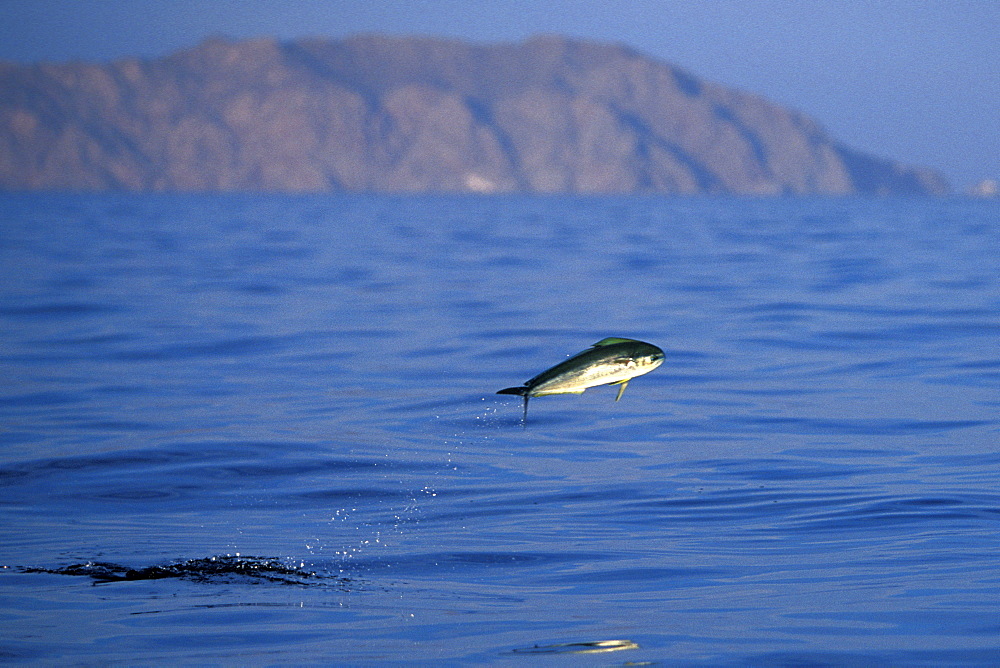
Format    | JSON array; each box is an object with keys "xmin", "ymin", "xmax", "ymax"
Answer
[{"xmin": 21, "ymin": 554, "xmax": 349, "ymax": 588}]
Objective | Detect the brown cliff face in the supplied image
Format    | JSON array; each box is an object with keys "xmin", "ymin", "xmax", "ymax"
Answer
[{"xmin": 0, "ymin": 35, "xmax": 949, "ymax": 194}]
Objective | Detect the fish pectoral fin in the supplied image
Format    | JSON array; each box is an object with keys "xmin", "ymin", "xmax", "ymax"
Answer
[{"xmin": 612, "ymin": 379, "xmax": 629, "ymax": 401}]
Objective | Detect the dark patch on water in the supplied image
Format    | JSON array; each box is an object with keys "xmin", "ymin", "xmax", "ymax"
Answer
[
  {"xmin": 22, "ymin": 555, "xmax": 340, "ymax": 586},
  {"xmin": 0, "ymin": 302, "xmax": 117, "ymax": 317}
]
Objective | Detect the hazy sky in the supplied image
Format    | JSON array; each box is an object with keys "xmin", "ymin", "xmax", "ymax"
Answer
[{"xmin": 3, "ymin": 0, "xmax": 997, "ymax": 189}]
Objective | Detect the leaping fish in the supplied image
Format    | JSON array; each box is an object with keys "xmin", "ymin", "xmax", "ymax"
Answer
[{"xmin": 497, "ymin": 337, "xmax": 664, "ymax": 422}]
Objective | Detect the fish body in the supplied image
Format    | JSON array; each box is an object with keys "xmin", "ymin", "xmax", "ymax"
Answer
[{"xmin": 497, "ymin": 337, "xmax": 664, "ymax": 421}]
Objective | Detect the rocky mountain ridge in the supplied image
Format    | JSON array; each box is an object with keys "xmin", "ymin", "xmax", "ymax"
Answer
[{"xmin": 0, "ymin": 34, "xmax": 949, "ymax": 195}]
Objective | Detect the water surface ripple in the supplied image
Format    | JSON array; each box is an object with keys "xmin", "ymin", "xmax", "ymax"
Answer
[{"xmin": 1, "ymin": 194, "xmax": 999, "ymax": 664}]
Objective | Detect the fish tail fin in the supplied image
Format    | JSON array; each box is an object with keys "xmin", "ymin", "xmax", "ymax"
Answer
[
  {"xmin": 496, "ymin": 386, "xmax": 530, "ymax": 424},
  {"xmin": 613, "ymin": 380, "xmax": 629, "ymax": 401}
]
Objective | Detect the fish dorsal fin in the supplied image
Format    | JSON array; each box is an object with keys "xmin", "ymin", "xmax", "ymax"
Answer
[{"xmin": 592, "ymin": 337, "xmax": 638, "ymax": 347}]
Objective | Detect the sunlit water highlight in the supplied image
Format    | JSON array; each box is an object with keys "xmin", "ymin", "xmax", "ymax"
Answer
[{"xmin": 1, "ymin": 193, "xmax": 999, "ymax": 664}]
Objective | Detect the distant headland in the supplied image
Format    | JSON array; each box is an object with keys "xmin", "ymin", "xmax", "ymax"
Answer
[{"xmin": 0, "ymin": 34, "xmax": 950, "ymax": 195}]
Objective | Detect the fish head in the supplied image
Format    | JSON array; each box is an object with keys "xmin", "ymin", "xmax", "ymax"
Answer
[
  {"xmin": 635, "ymin": 345, "xmax": 665, "ymax": 372},
  {"xmin": 596, "ymin": 339, "xmax": 664, "ymax": 377},
  {"xmin": 608, "ymin": 339, "xmax": 663, "ymax": 365}
]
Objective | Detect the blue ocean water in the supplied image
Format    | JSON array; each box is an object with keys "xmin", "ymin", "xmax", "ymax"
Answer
[{"xmin": 1, "ymin": 193, "xmax": 999, "ymax": 664}]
